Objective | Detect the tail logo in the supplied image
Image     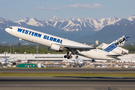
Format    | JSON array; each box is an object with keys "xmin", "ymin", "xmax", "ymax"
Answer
[
  {"xmin": 103, "ymin": 43, "xmax": 117, "ymax": 52},
  {"xmin": 103, "ymin": 35, "xmax": 129, "ymax": 52}
]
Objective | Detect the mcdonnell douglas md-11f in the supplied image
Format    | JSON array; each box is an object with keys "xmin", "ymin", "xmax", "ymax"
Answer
[{"xmin": 5, "ymin": 26, "xmax": 129, "ymax": 61}]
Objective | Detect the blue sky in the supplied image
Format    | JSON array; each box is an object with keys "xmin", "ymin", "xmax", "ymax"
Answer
[{"xmin": 0, "ymin": 0, "xmax": 135, "ymax": 21}]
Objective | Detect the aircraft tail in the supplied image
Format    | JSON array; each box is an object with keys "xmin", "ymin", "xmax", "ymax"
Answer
[
  {"xmin": 110, "ymin": 35, "xmax": 129, "ymax": 47},
  {"xmin": 103, "ymin": 35, "xmax": 129, "ymax": 53},
  {"xmin": 97, "ymin": 35, "xmax": 129, "ymax": 55}
]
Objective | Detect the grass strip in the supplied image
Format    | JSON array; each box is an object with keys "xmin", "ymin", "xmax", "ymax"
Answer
[{"xmin": 0, "ymin": 73, "xmax": 135, "ymax": 77}]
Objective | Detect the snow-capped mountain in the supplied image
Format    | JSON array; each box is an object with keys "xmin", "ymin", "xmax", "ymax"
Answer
[
  {"xmin": 1, "ymin": 15, "xmax": 135, "ymax": 44},
  {"xmin": 15, "ymin": 16, "xmax": 121, "ymax": 31},
  {"xmin": 80, "ymin": 15, "xmax": 135, "ymax": 43},
  {"xmin": 127, "ymin": 15, "xmax": 135, "ymax": 21},
  {"xmin": 15, "ymin": 17, "xmax": 44, "ymax": 27}
]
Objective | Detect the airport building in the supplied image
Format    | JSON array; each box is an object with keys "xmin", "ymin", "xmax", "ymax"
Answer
[
  {"xmin": 0, "ymin": 53, "xmax": 135, "ymax": 62},
  {"xmin": 6, "ymin": 53, "xmax": 90, "ymax": 62},
  {"xmin": 0, "ymin": 53, "xmax": 135, "ymax": 68}
]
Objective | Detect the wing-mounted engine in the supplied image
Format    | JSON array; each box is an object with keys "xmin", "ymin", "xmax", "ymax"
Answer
[{"xmin": 50, "ymin": 44, "xmax": 66, "ymax": 51}]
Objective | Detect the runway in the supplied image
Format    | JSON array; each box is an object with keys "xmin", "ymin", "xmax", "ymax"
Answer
[
  {"xmin": 0, "ymin": 76, "xmax": 135, "ymax": 90},
  {"xmin": 0, "ymin": 68, "xmax": 135, "ymax": 73},
  {"xmin": 0, "ymin": 69, "xmax": 135, "ymax": 90}
]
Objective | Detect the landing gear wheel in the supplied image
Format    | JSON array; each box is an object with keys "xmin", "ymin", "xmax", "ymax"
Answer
[
  {"xmin": 65, "ymin": 51, "xmax": 73, "ymax": 59},
  {"xmin": 92, "ymin": 59, "xmax": 95, "ymax": 62},
  {"xmin": 18, "ymin": 42, "xmax": 21, "ymax": 45},
  {"xmin": 75, "ymin": 56, "xmax": 78, "ymax": 59},
  {"xmin": 64, "ymin": 54, "xmax": 72, "ymax": 59},
  {"xmin": 18, "ymin": 38, "xmax": 22, "ymax": 45},
  {"xmin": 64, "ymin": 55, "xmax": 67, "ymax": 58},
  {"xmin": 67, "ymin": 54, "xmax": 72, "ymax": 59}
]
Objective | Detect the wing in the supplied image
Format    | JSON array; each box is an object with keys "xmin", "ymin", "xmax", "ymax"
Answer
[{"xmin": 63, "ymin": 45, "xmax": 93, "ymax": 50}]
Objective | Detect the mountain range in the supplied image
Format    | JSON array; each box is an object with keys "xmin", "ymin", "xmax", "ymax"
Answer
[{"xmin": 0, "ymin": 15, "xmax": 135, "ymax": 44}]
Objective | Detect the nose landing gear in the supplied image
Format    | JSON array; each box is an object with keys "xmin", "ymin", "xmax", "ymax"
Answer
[{"xmin": 18, "ymin": 38, "xmax": 22, "ymax": 45}]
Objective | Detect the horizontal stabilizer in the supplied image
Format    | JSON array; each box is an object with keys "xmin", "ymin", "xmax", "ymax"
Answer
[{"xmin": 96, "ymin": 43, "xmax": 109, "ymax": 49}]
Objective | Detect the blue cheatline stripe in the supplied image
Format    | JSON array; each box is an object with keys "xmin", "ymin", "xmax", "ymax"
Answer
[{"xmin": 103, "ymin": 43, "xmax": 117, "ymax": 52}]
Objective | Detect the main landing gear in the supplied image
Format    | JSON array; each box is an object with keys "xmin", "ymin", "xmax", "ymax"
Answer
[
  {"xmin": 18, "ymin": 38, "xmax": 22, "ymax": 45},
  {"xmin": 64, "ymin": 51, "xmax": 72, "ymax": 59},
  {"xmin": 92, "ymin": 59, "xmax": 96, "ymax": 62}
]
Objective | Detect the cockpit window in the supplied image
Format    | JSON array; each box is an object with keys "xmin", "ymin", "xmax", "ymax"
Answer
[{"xmin": 9, "ymin": 27, "xmax": 12, "ymax": 29}]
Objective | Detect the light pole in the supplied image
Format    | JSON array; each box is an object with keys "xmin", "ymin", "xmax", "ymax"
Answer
[
  {"xmin": 36, "ymin": 45, "xmax": 39, "ymax": 54},
  {"xmin": 10, "ymin": 45, "xmax": 12, "ymax": 54}
]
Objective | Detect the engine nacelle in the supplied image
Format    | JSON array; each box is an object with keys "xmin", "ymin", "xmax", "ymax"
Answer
[
  {"xmin": 111, "ymin": 47, "xmax": 128, "ymax": 55},
  {"xmin": 50, "ymin": 44, "xmax": 64, "ymax": 51}
]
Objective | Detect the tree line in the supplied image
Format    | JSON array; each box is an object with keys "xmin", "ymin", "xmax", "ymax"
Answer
[
  {"xmin": 0, "ymin": 45, "xmax": 135, "ymax": 54},
  {"xmin": 0, "ymin": 45, "xmax": 65, "ymax": 54}
]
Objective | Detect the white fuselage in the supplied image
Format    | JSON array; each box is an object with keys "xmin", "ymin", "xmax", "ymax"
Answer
[
  {"xmin": 78, "ymin": 49, "xmax": 113, "ymax": 60},
  {"xmin": 5, "ymin": 26, "xmax": 114, "ymax": 60},
  {"xmin": 5, "ymin": 26, "xmax": 89, "ymax": 48}
]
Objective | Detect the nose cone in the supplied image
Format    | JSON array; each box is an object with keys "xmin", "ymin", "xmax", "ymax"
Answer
[
  {"xmin": 5, "ymin": 28, "xmax": 9, "ymax": 32},
  {"xmin": 5, "ymin": 28, "xmax": 10, "ymax": 33}
]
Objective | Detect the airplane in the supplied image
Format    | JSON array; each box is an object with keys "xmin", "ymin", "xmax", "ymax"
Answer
[
  {"xmin": 0, "ymin": 56, "xmax": 8, "ymax": 65},
  {"xmin": 74, "ymin": 58, "xmax": 85, "ymax": 67},
  {"xmin": 62, "ymin": 59, "xmax": 85, "ymax": 67},
  {"xmin": 5, "ymin": 26, "xmax": 129, "ymax": 61},
  {"xmin": 0, "ymin": 49, "xmax": 10, "ymax": 64},
  {"xmin": 62, "ymin": 56, "xmax": 85, "ymax": 67}
]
